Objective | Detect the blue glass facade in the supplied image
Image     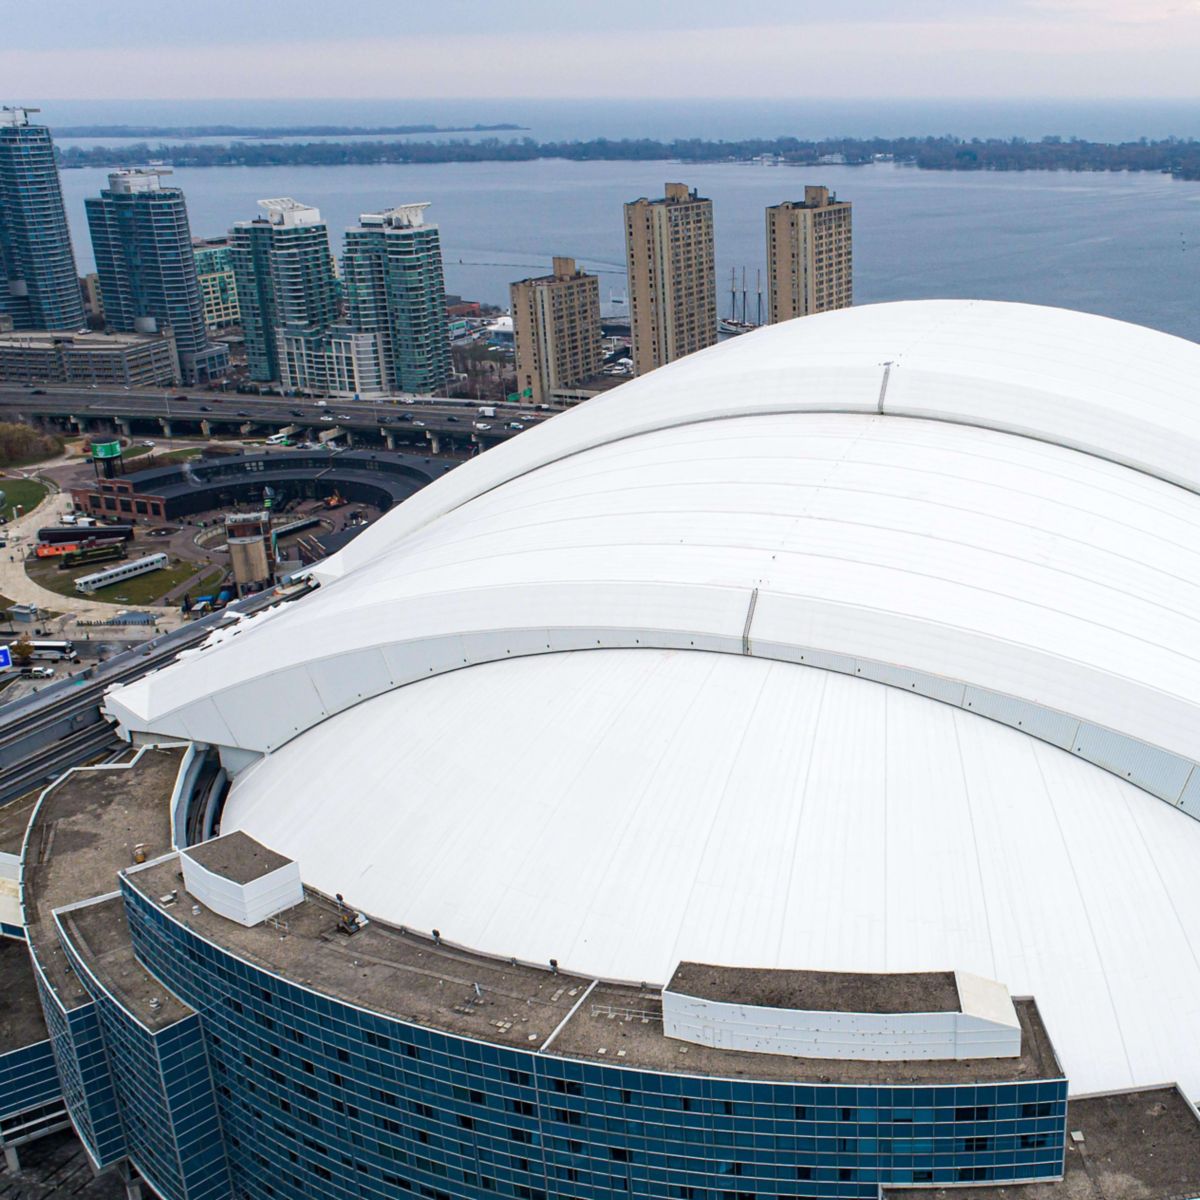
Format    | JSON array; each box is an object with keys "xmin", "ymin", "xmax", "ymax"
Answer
[
  {"xmin": 32, "ymin": 961, "xmax": 127, "ymax": 1168},
  {"xmin": 85, "ymin": 171, "xmax": 224, "ymax": 384},
  {"xmin": 55, "ymin": 906, "xmax": 232, "ymax": 1199},
  {"xmin": 117, "ymin": 877, "xmax": 1066, "ymax": 1200},
  {"xmin": 343, "ymin": 212, "xmax": 451, "ymax": 395},
  {"xmin": 0, "ymin": 110, "xmax": 86, "ymax": 331},
  {"xmin": 0, "ymin": 1038, "xmax": 61, "ymax": 1126}
]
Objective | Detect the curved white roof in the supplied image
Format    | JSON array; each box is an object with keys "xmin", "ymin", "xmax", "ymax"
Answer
[
  {"xmin": 318, "ymin": 296, "xmax": 1200, "ymax": 578},
  {"xmin": 223, "ymin": 647, "xmax": 1200, "ymax": 1098},
  {"xmin": 106, "ymin": 302, "xmax": 1200, "ymax": 782},
  {"xmin": 106, "ymin": 299, "xmax": 1200, "ymax": 1097}
]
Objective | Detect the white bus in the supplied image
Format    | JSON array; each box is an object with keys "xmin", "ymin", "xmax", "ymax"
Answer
[
  {"xmin": 265, "ymin": 433, "xmax": 292, "ymax": 446},
  {"xmin": 75, "ymin": 552, "xmax": 168, "ymax": 595}
]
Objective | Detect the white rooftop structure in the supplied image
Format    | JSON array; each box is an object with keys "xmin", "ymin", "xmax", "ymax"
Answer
[
  {"xmin": 257, "ymin": 197, "xmax": 323, "ymax": 228},
  {"xmin": 359, "ymin": 202, "xmax": 431, "ymax": 229},
  {"xmin": 105, "ymin": 299, "xmax": 1200, "ymax": 1097},
  {"xmin": 106, "ymin": 167, "xmax": 173, "ymax": 193},
  {"xmin": 0, "ymin": 106, "xmax": 37, "ymax": 127}
]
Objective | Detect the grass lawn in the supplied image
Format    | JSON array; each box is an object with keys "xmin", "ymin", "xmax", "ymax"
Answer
[
  {"xmin": 0, "ymin": 477, "xmax": 48, "ymax": 521},
  {"xmin": 179, "ymin": 568, "xmax": 228, "ymax": 605},
  {"xmin": 120, "ymin": 444, "xmax": 155, "ymax": 461},
  {"xmin": 26, "ymin": 554, "xmax": 204, "ymax": 605},
  {"xmin": 155, "ymin": 448, "xmax": 205, "ymax": 465}
]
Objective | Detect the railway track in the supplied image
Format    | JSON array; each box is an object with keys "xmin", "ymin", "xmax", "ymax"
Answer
[
  {"xmin": 0, "ymin": 585, "xmax": 302, "ymax": 809},
  {"xmin": 0, "ymin": 724, "xmax": 125, "ymax": 808}
]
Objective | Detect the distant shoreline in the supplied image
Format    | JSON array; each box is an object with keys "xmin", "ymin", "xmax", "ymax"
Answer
[
  {"xmin": 52, "ymin": 123, "xmax": 526, "ymax": 139},
  {"xmin": 54, "ymin": 134, "xmax": 1200, "ymax": 181}
]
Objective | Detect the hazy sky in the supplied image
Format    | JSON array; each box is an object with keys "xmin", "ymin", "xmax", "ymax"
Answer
[{"xmin": 4, "ymin": 0, "xmax": 1200, "ymax": 100}]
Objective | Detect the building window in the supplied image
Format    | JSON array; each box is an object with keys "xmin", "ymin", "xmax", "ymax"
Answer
[{"xmin": 955, "ymin": 1105, "xmax": 991, "ymax": 1121}]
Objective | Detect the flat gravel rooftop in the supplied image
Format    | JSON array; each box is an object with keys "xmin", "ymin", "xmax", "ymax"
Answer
[
  {"xmin": 59, "ymin": 896, "xmax": 190, "ymax": 1031},
  {"xmin": 23, "ymin": 748, "xmax": 183, "ymax": 1011},
  {"xmin": 128, "ymin": 852, "xmax": 1062, "ymax": 1085},
  {"xmin": 0, "ymin": 936, "xmax": 49, "ymax": 1053},
  {"xmin": 667, "ymin": 961, "xmax": 962, "ymax": 1014},
  {"xmin": 184, "ymin": 829, "xmax": 290, "ymax": 885}
]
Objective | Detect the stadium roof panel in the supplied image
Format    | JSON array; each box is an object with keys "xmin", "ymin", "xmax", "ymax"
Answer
[{"xmin": 222, "ymin": 648, "xmax": 1200, "ymax": 1098}]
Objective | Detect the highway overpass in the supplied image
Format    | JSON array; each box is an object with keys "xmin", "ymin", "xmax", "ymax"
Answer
[{"xmin": 0, "ymin": 384, "xmax": 559, "ymax": 455}]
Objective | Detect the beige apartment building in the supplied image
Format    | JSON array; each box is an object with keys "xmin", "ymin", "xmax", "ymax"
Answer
[
  {"xmin": 624, "ymin": 183, "xmax": 717, "ymax": 375},
  {"xmin": 510, "ymin": 257, "xmax": 603, "ymax": 405},
  {"xmin": 766, "ymin": 186, "xmax": 853, "ymax": 323}
]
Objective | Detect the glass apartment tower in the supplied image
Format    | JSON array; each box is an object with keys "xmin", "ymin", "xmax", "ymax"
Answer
[
  {"xmin": 228, "ymin": 198, "xmax": 340, "ymax": 383},
  {"xmin": 0, "ymin": 107, "xmax": 85, "ymax": 330},
  {"xmin": 343, "ymin": 203, "xmax": 450, "ymax": 395},
  {"xmin": 85, "ymin": 168, "xmax": 227, "ymax": 384}
]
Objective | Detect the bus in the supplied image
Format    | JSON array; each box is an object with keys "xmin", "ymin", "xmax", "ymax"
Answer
[
  {"xmin": 75, "ymin": 552, "xmax": 168, "ymax": 595},
  {"xmin": 58, "ymin": 542, "xmax": 127, "ymax": 569},
  {"xmin": 265, "ymin": 433, "xmax": 293, "ymax": 446},
  {"xmin": 24, "ymin": 640, "xmax": 80, "ymax": 662}
]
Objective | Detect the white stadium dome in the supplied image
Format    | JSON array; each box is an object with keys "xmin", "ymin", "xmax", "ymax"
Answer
[{"xmin": 107, "ymin": 299, "xmax": 1200, "ymax": 1099}]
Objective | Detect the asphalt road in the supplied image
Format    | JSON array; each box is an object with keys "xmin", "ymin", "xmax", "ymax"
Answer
[{"xmin": 0, "ymin": 384, "xmax": 559, "ymax": 443}]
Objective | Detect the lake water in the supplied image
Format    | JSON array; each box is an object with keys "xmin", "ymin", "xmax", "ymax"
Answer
[{"xmin": 56, "ymin": 157, "xmax": 1200, "ymax": 342}]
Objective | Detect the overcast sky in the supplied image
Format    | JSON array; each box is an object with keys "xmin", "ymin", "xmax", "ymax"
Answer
[{"xmin": 4, "ymin": 0, "xmax": 1200, "ymax": 100}]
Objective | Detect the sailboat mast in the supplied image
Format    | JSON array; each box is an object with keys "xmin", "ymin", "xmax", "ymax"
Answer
[{"xmin": 741, "ymin": 267, "xmax": 747, "ymax": 325}]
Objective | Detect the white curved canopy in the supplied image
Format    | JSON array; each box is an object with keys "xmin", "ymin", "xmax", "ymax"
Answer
[
  {"xmin": 318, "ymin": 297, "xmax": 1200, "ymax": 578},
  {"xmin": 223, "ymin": 648, "xmax": 1200, "ymax": 1099},
  {"xmin": 105, "ymin": 301, "xmax": 1200, "ymax": 807}
]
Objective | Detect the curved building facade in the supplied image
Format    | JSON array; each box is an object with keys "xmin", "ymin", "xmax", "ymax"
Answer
[{"xmin": 12, "ymin": 301, "xmax": 1200, "ymax": 1199}]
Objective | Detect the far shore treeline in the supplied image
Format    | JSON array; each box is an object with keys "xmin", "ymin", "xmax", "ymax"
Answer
[{"xmin": 54, "ymin": 134, "xmax": 1200, "ymax": 180}]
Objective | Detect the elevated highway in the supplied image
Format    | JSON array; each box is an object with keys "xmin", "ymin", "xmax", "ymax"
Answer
[{"xmin": 0, "ymin": 384, "xmax": 560, "ymax": 455}]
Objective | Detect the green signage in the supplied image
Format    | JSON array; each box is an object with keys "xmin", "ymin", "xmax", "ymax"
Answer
[{"xmin": 92, "ymin": 440, "xmax": 123, "ymax": 460}]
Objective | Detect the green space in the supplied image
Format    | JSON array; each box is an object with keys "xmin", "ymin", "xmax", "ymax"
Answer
[
  {"xmin": 26, "ymin": 553, "xmax": 209, "ymax": 606},
  {"xmin": 120, "ymin": 443, "xmax": 156, "ymax": 461},
  {"xmin": 156, "ymin": 447, "xmax": 205, "ymax": 465},
  {"xmin": 180, "ymin": 568, "xmax": 227, "ymax": 603},
  {"xmin": 0, "ymin": 476, "xmax": 48, "ymax": 521}
]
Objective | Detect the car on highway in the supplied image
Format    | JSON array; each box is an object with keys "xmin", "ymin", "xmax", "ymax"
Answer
[
  {"xmin": 413, "ymin": 420, "xmax": 426, "ymax": 427},
  {"xmin": 475, "ymin": 422, "xmax": 492, "ymax": 431},
  {"xmin": 236, "ymin": 410, "xmax": 250, "ymax": 417},
  {"xmin": 508, "ymin": 421, "xmax": 525, "ymax": 430},
  {"xmin": 30, "ymin": 388, "xmax": 45, "ymax": 395},
  {"xmin": 446, "ymin": 416, "xmax": 459, "ymax": 423},
  {"xmin": 199, "ymin": 405, "xmax": 211, "ymax": 412},
  {"xmin": 336, "ymin": 413, "xmax": 351, "ymax": 420},
  {"xmin": 290, "ymin": 410, "xmax": 305, "ymax": 418}
]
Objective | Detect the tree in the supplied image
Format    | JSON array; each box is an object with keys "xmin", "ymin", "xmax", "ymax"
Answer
[{"xmin": 10, "ymin": 636, "xmax": 34, "ymax": 666}]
